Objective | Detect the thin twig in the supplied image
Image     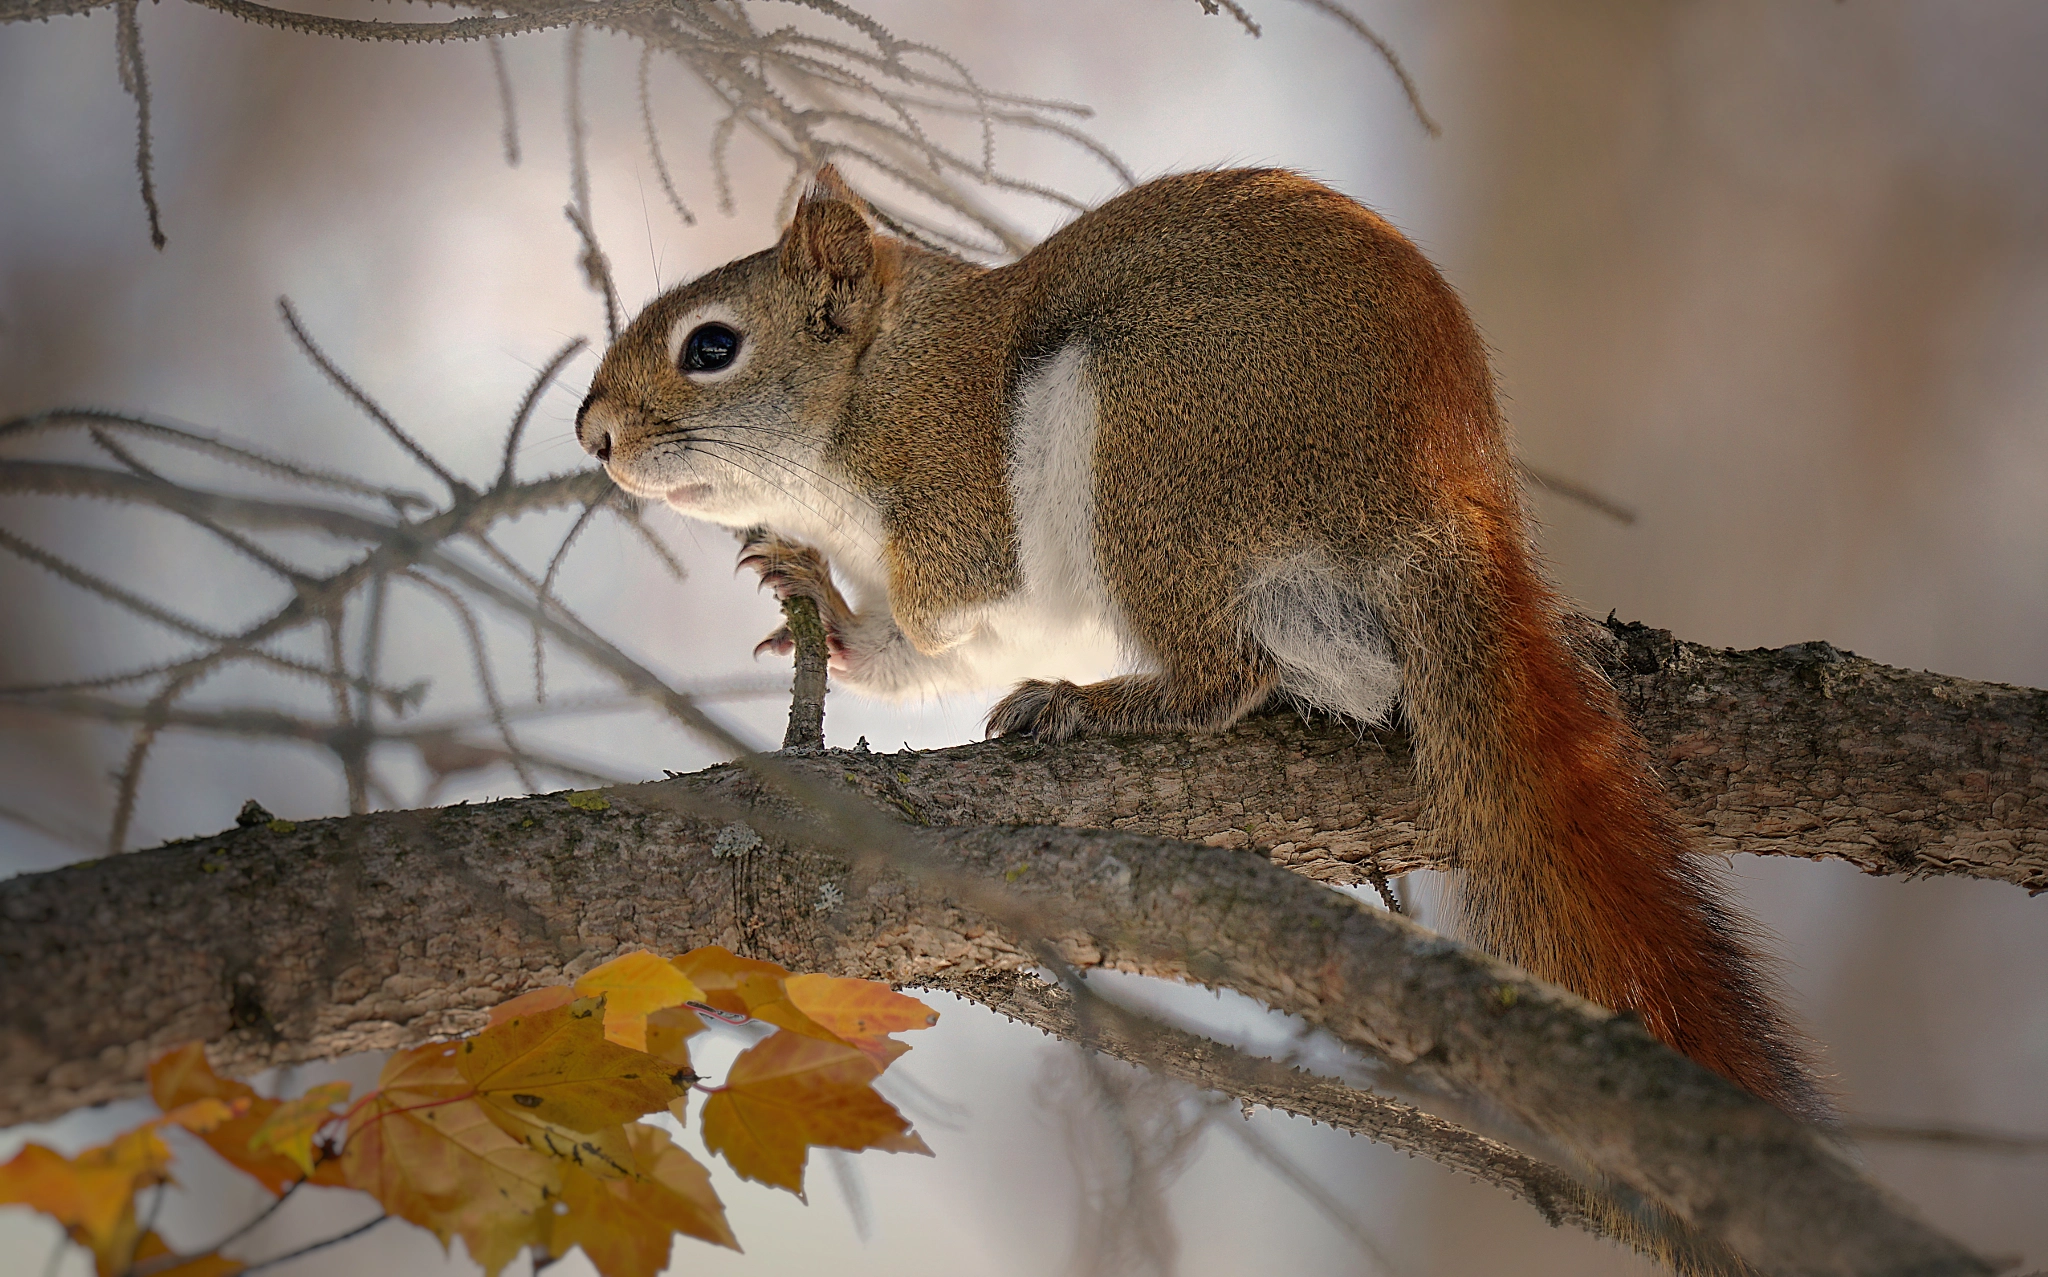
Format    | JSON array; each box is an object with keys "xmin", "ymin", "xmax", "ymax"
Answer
[
  {"xmin": 142, "ymin": 1182, "xmax": 300, "ymax": 1277},
  {"xmin": 532, "ymin": 495, "xmax": 606, "ymax": 702},
  {"xmin": 1284, "ymin": 0, "xmax": 1440, "ymax": 136},
  {"xmin": 277, "ymin": 298, "xmax": 472, "ymax": 498},
  {"xmin": 563, "ymin": 204, "xmax": 623, "ymax": 345},
  {"xmin": 486, "ymin": 34, "xmax": 521, "ymax": 165},
  {"xmin": 400, "ymin": 569, "xmax": 539, "ymax": 793},
  {"xmin": 238, "ymin": 1214, "xmax": 389, "ymax": 1276},
  {"xmin": 779, "ymin": 594, "xmax": 828, "ymax": 750},
  {"xmin": 495, "ymin": 337, "xmax": 587, "ymax": 491},
  {"xmin": 113, "ymin": 0, "xmax": 167, "ymax": 247},
  {"xmin": 638, "ymin": 45, "xmax": 696, "ymax": 226},
  {"xmin": 1846, "ymin": 1122, "xmax": 2048, "ymax": 1155},
  {"xmin": 1518, "ymin": 461, "xmax": 1639, "ymax": 526}
]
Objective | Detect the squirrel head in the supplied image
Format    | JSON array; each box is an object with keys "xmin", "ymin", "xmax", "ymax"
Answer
[{"xmin": 576, "ymin": 166, "xmax": 893, "ymax": 527}]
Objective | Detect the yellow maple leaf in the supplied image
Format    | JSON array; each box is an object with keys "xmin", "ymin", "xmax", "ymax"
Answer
[
  {"xmin": 247, "ymin": 1081, "xmax": 351, "ymax": 1177},
  {"xmin": 574, "ymin": 950, "xmax": 707, "ymax": 1052},
  {"xmin": 547, "ymin": 1123, "xmax": 738, "ymax": 1277},
  {"xmin": 457, "ymin": 995, "xmax": 688, "ymax": 1150},
  {"xmin": 0, "ymin": 1122, "xmax": 176, "ymax": 1277},
  {"xmin": 700, "ymin": 1032, "xmax": 932, "ymax": 1196},
  {"xmin": 645, "ymin": 1006, "xmax": 706, "ymax": 1075},
  {"xmin": 147, "ymin": 1044, "xmax": 316, "ymax": 1194},
  {"xmin": 340, "ymin": 1042, "xmax": 555, "ymax": 1277},
  {"xmin": 783, "ymin": 974, "xmax": 939, "ymax": 1070},
  {"xmin": 0, "ymin": 1144, "xmax": 145, "ymax": 1274}
]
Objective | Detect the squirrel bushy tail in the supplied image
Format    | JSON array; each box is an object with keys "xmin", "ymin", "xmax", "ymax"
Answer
[{"xmin": 1391, "ymin": 515, "xmax": 1825, "ymax": 1119}]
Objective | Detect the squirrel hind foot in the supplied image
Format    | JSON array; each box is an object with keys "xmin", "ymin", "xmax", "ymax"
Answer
[
  {"xmin": 986, "ymin": 670, "xmax": 1279, "ymax": 743},
  {"xmin": 985, "ymin": 679, "xmax": 1087, "ymax": 742}
]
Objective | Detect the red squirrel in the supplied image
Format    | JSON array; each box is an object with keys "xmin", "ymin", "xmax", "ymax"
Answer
[{"xmin": 577, "ymin": 167, "xmax": 1821, "ymax": 1116}]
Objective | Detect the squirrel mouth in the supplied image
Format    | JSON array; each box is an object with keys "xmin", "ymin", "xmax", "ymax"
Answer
[{"xmin": 664, "ymin": 483, "xmax": 714, "ymax": 507}]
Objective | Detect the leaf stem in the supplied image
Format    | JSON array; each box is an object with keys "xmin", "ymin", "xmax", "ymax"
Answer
[{"xmin": 170, "ymin": 1180, "xmax": 300, "ymax": 1269}]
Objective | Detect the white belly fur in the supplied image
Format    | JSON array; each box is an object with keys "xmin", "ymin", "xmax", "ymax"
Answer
[{"xmin": 950, "ymin": 341, "xmax": 1129, "ymax": 688}]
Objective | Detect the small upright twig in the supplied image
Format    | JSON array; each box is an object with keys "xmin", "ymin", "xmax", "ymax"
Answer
[
  {"xmin": 779, "ymin": 595, "xmax": 828, "ymax": 750},
  {"xmin": 638, "ymin": 46, "xmax": 696, "ymax": 227}
]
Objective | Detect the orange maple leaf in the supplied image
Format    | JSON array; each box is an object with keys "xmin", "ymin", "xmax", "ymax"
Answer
[
  {"xmin": 672, "ymin": 946, "xmax": 844, "ymax": 1043},
  {"xmin": 546, "ymin": 1123, "xmax": 738, "ymax": 1277},
  {"xmin": 700, "ymin": 1032, "xmax": 932, "ymax": 1196},
  {"xmin": 148, "ymin": 1044, "xmax": 332, "ymax": 1193},
  {"xmin": 784, "ymin": 974, "xmax": 939, "ymax": 1070},
  {"xmin": 486, "ymin": 984, "xmax": 578, "ymax": 1025},
  {"xmin": 247, "ymin": 1081, "xmax": 351, "ymax": 1177},
  {"xmin": 132, "ymin": 1228, "xmax": 246, "ymax": 1277},
  {"xmin": 574, "ymin": 950, "xmax": 707, "ymax": 1053},
  {"xmin": 340, "ymin": 1041, "xmax": 555, "ymax": 1277}
]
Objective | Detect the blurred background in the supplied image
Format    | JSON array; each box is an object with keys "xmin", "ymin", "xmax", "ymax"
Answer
[{"xmin": 2, "ymin": 1, "xmax": 2045, "ymax": 1274}]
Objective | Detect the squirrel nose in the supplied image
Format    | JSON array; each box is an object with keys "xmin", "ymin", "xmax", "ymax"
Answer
[{"xmin": 575, "ymin": 390, "xmax": 613, "ymax": 462}]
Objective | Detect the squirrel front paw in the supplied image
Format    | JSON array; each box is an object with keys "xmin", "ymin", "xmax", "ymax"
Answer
[{"xmin": 738, "ymin": 534, "xmax": 855, "ymax": 669}]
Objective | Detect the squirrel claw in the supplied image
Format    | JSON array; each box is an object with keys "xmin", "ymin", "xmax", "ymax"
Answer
[{"xmin": 755, "ymin": 628, "xmax": 795, "ymax": 658}]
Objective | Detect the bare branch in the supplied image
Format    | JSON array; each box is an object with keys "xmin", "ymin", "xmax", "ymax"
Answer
[
  {"xmin": 944, "ymin": 968, "xmax": 1757, "ymax": 1277},
  {"xmin": 532, "ymin": 495, "xmax": 606, "ymax": 702},
  {"xmin": 0, "ymin": 408, "xmax": 430, "ymax": 508},
  {"xmin": 399, "ymin": 568, "xmax": 538, "ymax": 793},
  {"xmin": 778, "ymin": 595, "xmax": 828, "ymax": 750},
  {"xmin": 562, "ymin": 203, "xmax": 623, "ymax": 345}
]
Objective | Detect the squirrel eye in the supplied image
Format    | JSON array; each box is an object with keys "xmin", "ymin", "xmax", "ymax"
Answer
[{"xmin": 681, "ymin": 323, "xmax": 741, "ymax": 373}]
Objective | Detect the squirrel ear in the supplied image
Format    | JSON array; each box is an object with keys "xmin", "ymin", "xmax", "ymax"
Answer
[
  {"xmin": 805, "ymin": 164, "xmax": 873, "ymax": 217},
  {"xmin": 781, "ymin": 167, "xmax": 876, "ymax": 283}
]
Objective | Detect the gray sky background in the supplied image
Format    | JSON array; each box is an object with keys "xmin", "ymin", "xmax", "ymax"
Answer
[{"xmin": 2, "ymin": 3, "xmax": 2045, "ymax": 1274}]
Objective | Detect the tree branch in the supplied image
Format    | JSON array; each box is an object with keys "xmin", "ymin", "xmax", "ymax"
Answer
[
  {"xmin": 0, "ymin": 729, "xmax": 2000, "ymax": 1273},
  {"xmin": 823, "ymin": 619, "xmax": 2044, "ymax": 894}
]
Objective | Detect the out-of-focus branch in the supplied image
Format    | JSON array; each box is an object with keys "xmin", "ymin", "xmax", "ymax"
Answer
[
  {"xmin": 938, "ymin": 968, "xmax": 1758, "ymax": 1277},
  {"xmin": 0, "ymin": 306, "xmax": 632, "ymax": 846},
  {"xmin": 3, "ymin": 0, "xmax": 1435, "ymax": 258}
]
